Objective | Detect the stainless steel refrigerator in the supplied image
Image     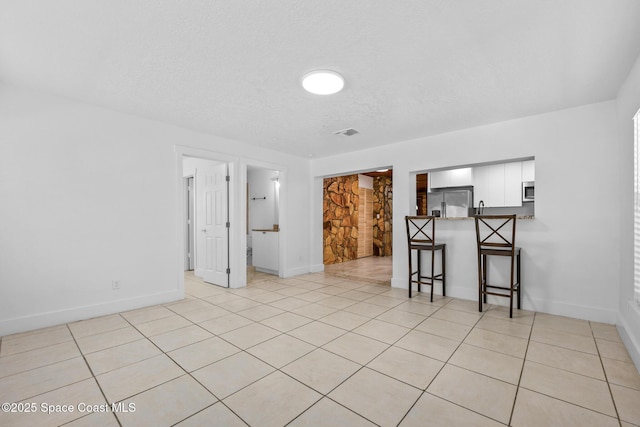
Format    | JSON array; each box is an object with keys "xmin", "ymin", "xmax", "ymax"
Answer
[{"xmin": 427, "ymin": 186, "xmax": 474, "ymax": 218}]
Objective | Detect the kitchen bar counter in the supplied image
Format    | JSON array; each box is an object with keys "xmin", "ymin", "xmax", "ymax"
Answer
[{"xmin": 434, "ymin": 216, "xmax": 534, "ymax": 220}]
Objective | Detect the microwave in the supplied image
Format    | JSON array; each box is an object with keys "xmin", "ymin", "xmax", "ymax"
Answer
[{"xmin": 522, "ymin": 181, "xmax": 535, "ymax": 202}]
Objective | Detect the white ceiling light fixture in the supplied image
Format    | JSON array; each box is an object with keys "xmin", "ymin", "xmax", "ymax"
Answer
[{"xmin": 302, "ymin": 70, "xmax": 344, "ymax": 95}]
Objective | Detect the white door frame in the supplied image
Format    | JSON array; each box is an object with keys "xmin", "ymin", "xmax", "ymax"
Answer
[{"xmin": 175, "ymin": 146, "xmax": 240, "ymax": 291}]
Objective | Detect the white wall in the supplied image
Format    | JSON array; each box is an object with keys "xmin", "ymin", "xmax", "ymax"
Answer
[
  {"xmin": 0, "ymin": 84, "xmax": 310, "ymax": 335},
  {"xmin": 248, "ymin": 168, "xmax": 279, "ymax": 231},
  {"xmin": 616, "ymin": 54, "xmax": 640, "ymax": 369},
  {"xmin": 312, "ymin": 100, "xmax": 621, "ymax": 323}
]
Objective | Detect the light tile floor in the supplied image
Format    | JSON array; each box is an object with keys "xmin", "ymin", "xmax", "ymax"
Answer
[{"xmin": 1, "ymin": 271, "xmax": 640, "ymax": 426}]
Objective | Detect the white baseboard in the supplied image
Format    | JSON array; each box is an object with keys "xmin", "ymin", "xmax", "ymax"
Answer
[
  {"xmin": 0, "ymin": 290, "xmax": 183, "ymax": 337},
  {"xmin": 391, "ymin": 280, "xmax": 618, "ymax": 323},
  {"xmin": 618, "ymin": 300, "xmax": 640, "ymax": 373}
]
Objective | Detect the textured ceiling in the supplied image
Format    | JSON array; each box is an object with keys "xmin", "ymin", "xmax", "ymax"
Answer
[{"xmin": 1, "ymin": 0, "xmax": 639, "ymax": 158}]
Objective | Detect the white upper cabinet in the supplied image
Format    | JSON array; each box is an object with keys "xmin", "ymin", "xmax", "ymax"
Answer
[
  {"xmin": 473, "ymin": 162, "xmax": 523, "ymax": 207},
  {"xmin": 522, "ymin": 160, "xmax": 535, "ymax": 182},
  {"xmin": 429, "ymin": 167, "xmax": 472, "ymax": 189},
  {"xmin": 504, "ymin": 162, "xmax": 523, "ymax": 207}
]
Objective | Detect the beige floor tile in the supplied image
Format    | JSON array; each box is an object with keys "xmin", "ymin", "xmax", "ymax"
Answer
[
  {"xmin": 362, "ymin": 295, "xmax": 404, "ymax": 309},
  {"xmin": 85, "ymin": 339, "xmax": 161, "ymax": 375},
  {"xmin": 319, "ymin": 311, "xmax": 370, "ymax": 331},
  {"xmin": 0, "ymin": 357, "xmax": 91, "ymax": 403},
  {"xmin": 202, "ymin": 293, "xmax": 245, "ymax": 305},
  {"xmin": 340, "ymin": 290, "xmax": 379, "ymax": 301},
  {"xmin": 192, "ymin": 352, "xmax": 274, "ymax": 399},
  {"xmin": 180, "ymin": 306, "xmax": 230, "ymax": 323},
  {"xmin": 526, "ymin": 341, "xmax": 604, "ymax": 380},
  {"xmin": 464, "ymin": 328, "xmax": 528, "ymax": 358},
  {"xmin": 343, "ymin": 301, "xmax": 390, "ymax": 317},
  {"xmin": 247, "ymin": 334, "xmax": 315, "ymax": 368},
  {"xmin": 289, "ymin": 397, "xmax": 376, "ymax": 427},
  {"xmin": 165, "ymin": 299, "xmax": 215, "ymax": 314},
  {"xmin": 275, "ymin": 287, "xmax": 311, "ymax": 297},
  {"xmin": 534, "ymin": 313, "xmax": 593, "ymax": 336},
  {"xmin": 444, "ymin": 298, "xmax": 485, "ymax": 313},
  {"xmin": 2, "ymin": 324, "xmax": 69, "ymax": 341},
  {"xmin": 329, "ymin": 367, "xmax": 421, "ymax": 427},
  {"xmin": 590, "ymin": 322, "xmax": 623, "ymax": 342},
  {"xmin": 260, "ymin": 312, "xmax": 312, "ymax": 332},
  {"xmin": 0, "ymin": 378, "xmax": 107, "ymax": 427},
  {"xmin": 96, "ymin": 354, "xmax": 184, "ymax": 403},
  {"xmin": 246, "ymin": 291, "xmax": 288, "ymax": 304},
  {"xmin": 65, "ymin": 411, "xmax": 120, "ymax": 427},
  {"xmin": 175, "ymin": 402, "xmax": 246, "ymax": 426},
  {"xmin": 520, "ymin": 361, "xmax": 616, "ymax": 417},
  {"xmin": 323, "ymin": 332, "xmax": 389, "ymax": 365},
  {"xmin": 76, "ymin": 326, "xmax": 144, "ymax": 354},
  {"xmin": 611, "ymin": 384, "xmax": 640, "ymax": 425},
  {"xmin": 149, "ymin": 324, "xmax": 213, "ymax": 352},
  {"xmin": 317, "ymin": 295, "xmax": 358, "ymax": 310},
  {"xmin": 269, "ymin": 297, "xmax": 311, "ymax": 311},
  {"xmin": 218, "ymin": 298, "xmax": 263, "ymax": 312},
  {"xmin": 431, "ymin": 308, "xmax": 482, "ymax": 326},
  {"xmin": 117, "ymin": 375, "xmax": 216, "ymax": 427},
  {"xmin": 415, "ymin": 317, "xmax": 472, "ymax": 341},
  {"xmin": 602, "ymin": 357, "xmax": 640, "ymax": 390},
  {"xmin": 409, "ymin": 294, "xmax": 451, "ymax": 307},
  {"xmin": 356, "ymin": 284, "xmax": 392, "ymax": 295},
  {"xmin": 353, "ymin": 319, "xmax": 410, "ymax": 344},
  {"xmin": 428, "ymin": 364, "xmax": 516, "ymax": 424},
  {"xmin": 399, "ymin": 392, "xmax": 504, "ymax": 427},
  {"xmin": 120, "ymin": 306, "xmax": 175, "ymax": 325},
  {"xmin": 449, "ymin": 343, "xmax": 523, "ymax": 384},
  {"xmin": 290, "ymin": 290, "xmax": 330, "ymax": 303},
  {"xmin": 287, "ymin": 321, "xmax": 346, "ymax": 346},
  {"xmin": 282, "ymin": 348, "xmax": 360, "ymax": 394},
  {"xmin": 198, "ymin": 313, "xmax": 253, "ymax": 335},
  {"xmin": 597, "ymin": 338, "xmax": 634, "ymax": 363},
  {"xmin": 168, "ymin": 336, "xmax": 240, "ymax": 372},
  {"xmin": 237, "ymin": 304, "xmax": 284, "ymax": 321},
  {"xmin": 134, "ymin": 315, "xmax": 193, "ymax": 337},
  {"xmin": 224, "ymin": 371, "xmax": 321, "ymax": 427},
  {"xmin": 395, "ymin": 330, "xmax": 460, "ymax": 362},
  {"xmin": 482, "ymin": 305, "xmax": 535, "ymax": 324},
  {"xmin": 290, "ymin": 303, "xmax": 339, "ymax": 319},
  {"xmin": 68, "ymin": 314, "xmax": 129, "ymax": 338},
  {"xmin": 375, "ymin": 309, "xmax": 427, "ymax": 328},
  {"xmin": 475, "ymin": 315, "xmax": 532, "ymax": 339},
  {"xmin": 394, "ymin": 301, "xmax": 441, "ymax": 316},
  {"xmin": 219, "ymin": 323, "xmax": 280, "ymax": 349},
  {"xmin": 530, "ymin": 325, "xmax": 597, "ymax": 354},
  {"xmin": 511, "ymin": 388, "xmax": 619, "ymax": 427},
  {"xmin": 368, "ymin": 346, "xmax": 443, "ymax": 389},
  {"xmin": 0, "ymin": 326, "xmax": 73, "ymax": 356},
  {"xmin": 0, "ymin": 340, "xmax": 80, "ymax": 379}
]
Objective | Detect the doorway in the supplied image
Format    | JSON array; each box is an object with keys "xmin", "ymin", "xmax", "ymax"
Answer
[{"xmin": 183, "ymin": 156, "xmax": 230, "ymax": 288}]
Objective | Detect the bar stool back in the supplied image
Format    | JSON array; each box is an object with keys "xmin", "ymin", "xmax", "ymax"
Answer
[
  {"xmin": 474, "ymin": 214, "xmax": 521, "ymax": 317},
  {"xmin": 405, "ymin": 216, "xmax": 446, "ymax": 301}
]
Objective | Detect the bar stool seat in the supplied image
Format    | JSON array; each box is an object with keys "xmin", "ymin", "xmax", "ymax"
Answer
[
  {"xmin": 405, "ymin": 216, "xmax": 446, "ymax": 301},
  {"xmin": 474, "ymin": 214, "xmax": 521, "ymax": 317}
]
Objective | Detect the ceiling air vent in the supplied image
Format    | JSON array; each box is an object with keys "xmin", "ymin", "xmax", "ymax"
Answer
[{"xmin": 334, "ymin": 128, "xmax": 360, "ymax": 136}]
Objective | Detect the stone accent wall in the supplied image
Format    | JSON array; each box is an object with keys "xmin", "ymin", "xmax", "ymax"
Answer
[
  {"xmin": 373, "ymin": 176, "xmax": 393, "ymax": 257},
  {"xmin": 323, "ymin": 175, "xmax": 359, "ymax": 264}
]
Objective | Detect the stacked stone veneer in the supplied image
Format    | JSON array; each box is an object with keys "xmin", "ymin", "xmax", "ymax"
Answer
[
  {"xmin": 373, "ymin": 176, "xmax": 393, "ymax": 257},
  {"xmin": 323, "ymin": 175, "xmax": 359, "ymax": 264}
]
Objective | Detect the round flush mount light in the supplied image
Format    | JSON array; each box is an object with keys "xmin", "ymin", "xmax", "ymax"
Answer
[{"xmin": 302, "ymin": 70, "xmax": 344, "ymax": 95}]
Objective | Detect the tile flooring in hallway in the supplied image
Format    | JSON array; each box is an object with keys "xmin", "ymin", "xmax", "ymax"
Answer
[{"xmin": 1, "ymin": 272, "xmax": 640, "ymax": 426}]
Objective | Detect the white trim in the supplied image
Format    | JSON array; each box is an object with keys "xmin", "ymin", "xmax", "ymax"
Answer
[
  {"xmin": 618, "ymin": 300, "xmax": 640, "ymax": 372},
  {"xmin": 0, "ymin": 290, "xmax": 182, "ymax": 337}
]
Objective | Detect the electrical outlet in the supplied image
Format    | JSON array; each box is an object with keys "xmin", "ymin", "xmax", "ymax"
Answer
[{"xmin": 112, "ymin": 280, "xmax": 121, "ymax": 290}]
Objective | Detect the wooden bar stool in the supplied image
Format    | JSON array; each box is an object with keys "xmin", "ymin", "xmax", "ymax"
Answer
[
  {"xmin": 474, "ymin": 214, "xmax": 521, "ymax": 318},
  {"xmin": 405, "ymin": 216, "xmax": 446, "ymax": 301}
]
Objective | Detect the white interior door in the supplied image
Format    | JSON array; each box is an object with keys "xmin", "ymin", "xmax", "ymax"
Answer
[{"xmin": 196, "ymin": 162, "xmax": 229, "ymax": 287}]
